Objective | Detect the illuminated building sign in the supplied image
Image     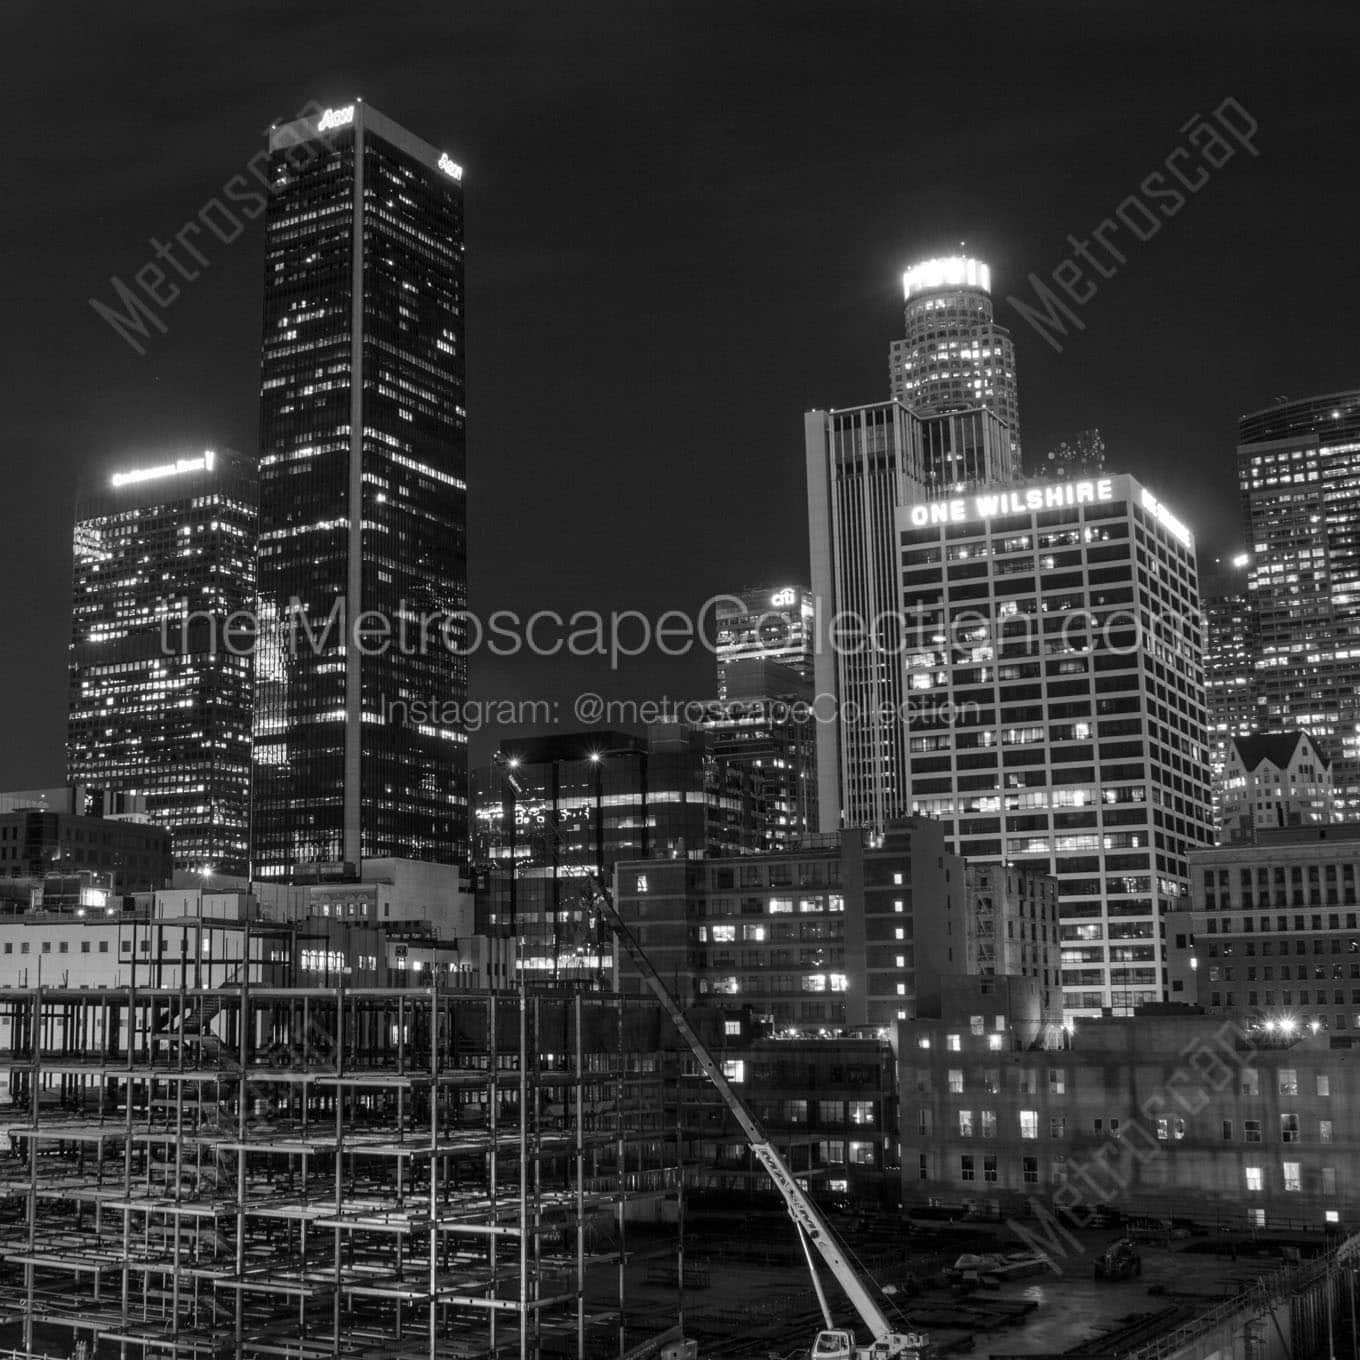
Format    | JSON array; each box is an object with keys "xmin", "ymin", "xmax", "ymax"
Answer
[
  {"xmin": 1140, "ymin": 487, "xmax": 1192, "ymax": 546},
  {"xmin": 111, "ymin": 450, "xmax": 216, "ymax": 489},
  {"xmin": 902, "ymin": 255, "xmax": 991, "ymax": 301},
  {"xmin": 770, "ymin": 587, "xmax": 797, "ymax": 608},
  {"xmin": 437, "ymin": 152, "xmax": 463, "ymax": 180},
  {"xmin": 317, "ymin": 105, "xmax": 355, "ymax": 133},
  {"xmin": 905, "ymin": 477, "xmax": 1115, "ymax": 527}
]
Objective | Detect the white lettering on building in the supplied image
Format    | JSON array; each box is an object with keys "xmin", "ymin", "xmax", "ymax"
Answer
[
  {"xmin": 437, "ymin": 153, "xmax": 463, "ymax": 181},
  {"xmin": 317, "ymin": 105, "xmax": 355, "ymax": 133},
  {"xmin": 111, "ymin": 450, "xmax": 217, "ymax": 489},
  {"xmin": 905, "ymin": 478, "xmax": 1116, "ymax": 529},
  {"xmin": 1140, "ymin": 487, "xmax": 1193, "ymax": 546}
]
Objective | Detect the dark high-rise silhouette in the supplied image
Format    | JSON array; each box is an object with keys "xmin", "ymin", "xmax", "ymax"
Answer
[{"xmin": 252, "ymin": 101, "xmax": 468, "ymax": 878}]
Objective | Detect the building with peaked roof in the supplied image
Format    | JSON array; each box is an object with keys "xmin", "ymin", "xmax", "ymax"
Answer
[{"xmin": 1220, "ymin": 731, "xmax": 1333, "ymax": 842}]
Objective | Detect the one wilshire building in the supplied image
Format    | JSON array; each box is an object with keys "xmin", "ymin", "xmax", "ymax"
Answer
[
  {"xmin": 67, "ymin": 448, "xmax": 257, "ymax": 876},
  {"xmin": 252, "ymin": 102, "xmax": 468, "ymax": 878}
]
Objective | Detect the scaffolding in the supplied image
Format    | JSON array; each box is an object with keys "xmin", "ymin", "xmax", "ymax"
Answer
[{"xmin": 0, "ymin": 981, "xmax": 677, "ymax": 1360}]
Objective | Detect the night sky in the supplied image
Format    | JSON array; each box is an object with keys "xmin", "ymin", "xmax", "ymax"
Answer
[{"xmin": 4, "ymin": 1, "xmax": 1358, "ymax": 783}]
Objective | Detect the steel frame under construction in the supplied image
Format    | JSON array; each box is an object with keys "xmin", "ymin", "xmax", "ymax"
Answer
[{"xmin": 0, "ymin": 981, "xmax": 677, "ymax": 1360}]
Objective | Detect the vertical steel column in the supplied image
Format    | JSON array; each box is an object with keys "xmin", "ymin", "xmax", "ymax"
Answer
[
  {"xmin": 518, "ymin": 985, "xmax": 529, "ymax": 1360},
  {"xmin": 575, "ymin": 989, "xmax": 585, "ymax": 1360}
]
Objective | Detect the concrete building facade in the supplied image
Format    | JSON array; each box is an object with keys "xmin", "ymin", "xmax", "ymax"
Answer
[
  {"xmin": 901, "ymin": 1008, "xmax": 1359, "ymax": 1232},
  {"xmin": 1185, "ymin": 824, "xmax": 1360, "ymax": 1032},
  {"xmin": 896, "ymin": 473, "xmax": 1213, "ymax": 1017},
  {"xmin": 614, "ymin": 818, "xmax": 1059, "ymax": 1033}
]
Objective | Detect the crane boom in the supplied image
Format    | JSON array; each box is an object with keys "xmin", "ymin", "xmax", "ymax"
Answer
[
  {"xmin": 582, "ymin": 877, "xmax": 925, "ymax": 1359},
  {"xmin": 493, "ymin": 753, "xmax": 925, "ymax": 1358}
]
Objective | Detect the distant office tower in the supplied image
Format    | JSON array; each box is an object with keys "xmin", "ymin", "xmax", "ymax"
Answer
[
  {"xmin": 714, "ymin": 584, "xmax": 815, "ymax": 699},
  {"xmin": 475, "ymin": 726, "xmax": 763, "ymax": 977},
  {"xmin": 67, "ymin": 448, "xmax": 257, "ymax": 877},
  {"xmin": 614, "ymin": 819, "xmax": 1062, "ymax": 1034},
  {"xmin": 896, "ymin": 473, "xmax": 1212, "ymax": 1016},
  {"xmin": 805, "ymin": 400, "xmax": 1013, "ymax": 831},
  {"xmin": 1219, "ymin": 731, "xmax": 1333, "ymax": 842},
  {"xmin": 1202, "ymin": 552, "xmax": 1259, "ymax": 839},
  {"xmin": 889, "ymin": 255, "xmax": 1021, "ymax": 468},
  {"xmin": 252, "ymin": 101, "xmax": 468, "ymax": 878},
  {"xmin": 700, "ymin": 658, "xmax": 818, "ymax": 847},
  {"xmin": 1239, "ymin": 391, "xmax": 1360, "ymax": 815}
]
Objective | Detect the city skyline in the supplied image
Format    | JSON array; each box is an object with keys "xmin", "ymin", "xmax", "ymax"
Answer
[
  {"xmin": 6, "ymin": 11, "xmax": 1360, "ymax": 1356},
  {"xmin": 3, "ymin": 2, "xmax": 1357, "ymax": 785}
]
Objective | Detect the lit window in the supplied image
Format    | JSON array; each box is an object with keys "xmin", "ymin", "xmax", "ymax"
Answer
[
  {"xmin": 1283, "ymin": 1162, "xmax": 1301, "ymax": 1192},
  {"xmin": 947, "ymin": 1034, "xmax": 961, "ymax": 1052},
  {"xmin": 1245, "ymin": 1166, "xmax": 1263, "ymax": 1192},
  {"xmin": 948, "ymin": 1069, "xmax": 964, "ymax": 1093}
]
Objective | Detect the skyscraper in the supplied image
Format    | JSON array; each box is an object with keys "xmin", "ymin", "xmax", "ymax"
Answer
[
  {"xmin": 806, "ymin": 401, "xmax": 919, "ymax": 833},
  {"xmin": 252, "ymin": 101, "xmax": 468, "ymax": 878},
  {"xmin": 1239, "ymin": 390, "xmax": 1360, "ymax": 814},
  {"xmin": 67, "ymin": 447, "xmax": 257, "ymax": 876},
  {"xmin": 1201, "ymin": 551, "xmax": 1259, "ymax": 839},
  {"xmin": 888, "ymin": 254, "xmax": 1021, "ymax": 467},
  {"xmin": 896, "ymin": 473, "xmax": 1212, "ymax": 1015},
  {"xmin": 713, "ymin": 584, "xmax": 815, "ymax": 699},
  {"xmin": 805, "ymin": 400, "xmax": 1014, "ymax": 831}
]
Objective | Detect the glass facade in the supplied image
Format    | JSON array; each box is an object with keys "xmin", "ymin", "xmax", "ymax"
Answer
[
  {"xmin": 67, "ymin": 449, "xmax": 257, "ymax": 875},
  {"xmin": 252, "ymin": 103, "xmax": 468, "ymax": 878},
  {"xmin": 889, "ymin": 256, "xmax": 1021, "ymax": 467},
  {"xmin": 1239, "ymin": 390, "xmax": 1360, "ymax": 815},
  {"xmin": 474, "ymin": 728, "xmax": 763, "ymax": 978},
  {"xmin": 1202, "ymin": 557, "xmax": 1259, "ymax": 839},
  {"xmin": 713, "ymin": 584, "xmax": 816, "ymax": 697}
]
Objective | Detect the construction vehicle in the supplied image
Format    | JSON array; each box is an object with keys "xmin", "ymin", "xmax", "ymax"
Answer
[
  {"xmin": 1093, "ymin": 1237, "xmax": 1141, "ymax": 1280},
  {"xmin": 496, "ymin": 755, "xmax": 927, "ymax": 1360}
]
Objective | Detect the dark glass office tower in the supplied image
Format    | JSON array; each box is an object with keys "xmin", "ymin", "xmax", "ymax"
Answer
[
  {"xmin": 252, "ymin": 101, "xmax": 468, "ymax": 879},
  {"xmin": 67, "ymin": 448, "xmax": 257, "ymax": 875}
]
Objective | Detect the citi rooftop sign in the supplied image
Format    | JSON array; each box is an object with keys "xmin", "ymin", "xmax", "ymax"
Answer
[{"xmin": 906, "ymin": 477, "xmax": 1116, "ymax": 527}]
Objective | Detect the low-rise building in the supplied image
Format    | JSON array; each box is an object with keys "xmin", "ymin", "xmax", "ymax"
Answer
[
  {"xmin": 614, "ymin": 818, "xmax": 1061, "ymax": 1034},
  {"xmin": 664, "ymin": 1010, "xmax": 899, "ymax": 1205},
  {"xmin": 0, "ymin": 798, "xmax": 171, "ymax": 898},
  {"xmin": 615, "ymin": 819, "xmax": 968, "ymax": 1030},
  {"xmin": 901, "ymin": 1006, "xmax": 1359, "ymax": 1231},
  {"xmin": 1219, "ymin": 731, "xmax": 1333, "ymax": 842},
  {"xmin": 1185, "ymin": 823, "xmax": 1360, "ymax": 1031}
]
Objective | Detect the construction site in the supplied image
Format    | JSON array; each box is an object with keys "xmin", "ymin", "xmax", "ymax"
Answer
[{"xmin": 0, "ymin": 980, "xmax": 686, "ymax": 1360}]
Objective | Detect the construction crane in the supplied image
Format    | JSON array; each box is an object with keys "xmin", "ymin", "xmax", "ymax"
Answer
[{"xmin": 495, "ymin": 755, "xmax": 927, "ymax": 1360}]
